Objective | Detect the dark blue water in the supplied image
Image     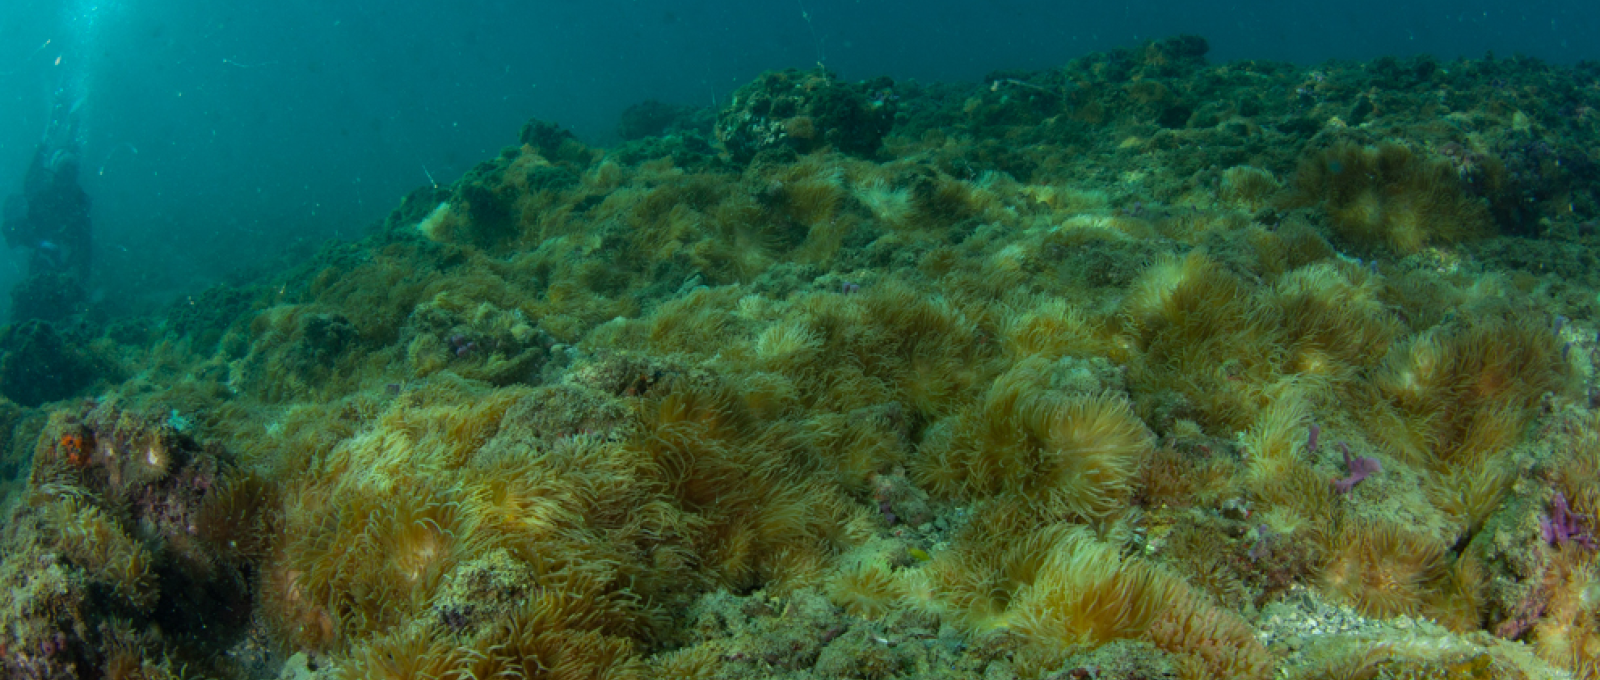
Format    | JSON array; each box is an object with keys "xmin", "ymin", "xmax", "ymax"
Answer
[{"xmin": 1, "ymin": 0, "xmax": 1596, "ymax": 320}]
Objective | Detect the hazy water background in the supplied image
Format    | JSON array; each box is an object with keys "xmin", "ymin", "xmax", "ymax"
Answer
[{"xmin": 0, "ymin": 0, "xmax": 1596, "ymax": 321}]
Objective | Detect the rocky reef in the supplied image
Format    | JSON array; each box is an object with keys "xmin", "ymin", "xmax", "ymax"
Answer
[{"xmin": 3, "ymin": 35, "xmax": 1600, "ymax": 680}]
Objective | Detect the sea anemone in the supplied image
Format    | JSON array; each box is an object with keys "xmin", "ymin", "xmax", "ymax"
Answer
[
  {"xmin": 457, "ymin": 590, "xmax": 647, "ymax": 680},
  {"xmin": 50, "ymin": 498, "xmax": 158, "ymax": 610},
  {"xmin": 1322, "ymin": 519, "xmax": 1450, "ymax": 618},
  {"xmin": 334, "ymin": 624, "xmax": 468, "ymax": 680},
  {"xmin": 912, "ymin": 357, "xmax": 1154, "ymax": 521},
  {"xmin": 1217, "ymin": 165, "xmax": 1283, "ymax": 213},
  {"xmin": 194, "ymin": 470, "xmax": 282, "ymax": 564},
  {"xmin": 1004, "ymin": 525, "xmax": 1182, "ymax": 645},
  {"xmin": 826, "ymin": 554, "xmax": 906, "ymax": 618},
  {"xmin": 1288, "ymin": 141, "xmax": 1492, "ymax": 255}
]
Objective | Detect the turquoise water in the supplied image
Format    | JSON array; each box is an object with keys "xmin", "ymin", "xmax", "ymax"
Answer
[{"xmin": 1, "ymin": 0, "xmax": 1597, "ymax": 320}]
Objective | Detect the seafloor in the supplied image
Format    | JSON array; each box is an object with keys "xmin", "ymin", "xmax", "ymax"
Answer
[{"xmin": 3, "ymin": 35, "xmax": 1600, "ymax": 680}]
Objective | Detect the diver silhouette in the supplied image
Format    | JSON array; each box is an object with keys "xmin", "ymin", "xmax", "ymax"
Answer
[{"xmin": 4, "ymin": 89, "xmax": 91, "ymax": 283}]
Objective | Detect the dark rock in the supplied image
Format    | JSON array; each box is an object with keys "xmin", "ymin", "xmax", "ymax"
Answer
[{"xmin": 0, "ymin": 319, "xmax": 107, "ymax": 406}]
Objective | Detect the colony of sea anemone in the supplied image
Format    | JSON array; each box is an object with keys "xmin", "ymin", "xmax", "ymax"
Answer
[{"xmin": 4, "ymin": 35, "xmax": 1600, "ymax": 680}]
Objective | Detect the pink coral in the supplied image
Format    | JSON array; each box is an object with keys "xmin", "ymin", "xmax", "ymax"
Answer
[
  {"xmin": 1332, "ymin": 442, "xmax": 1380, "ymax": 494},
  {"xmin": 1540, "ymin": 492, "xmax": 1596, "ymax": 550}
]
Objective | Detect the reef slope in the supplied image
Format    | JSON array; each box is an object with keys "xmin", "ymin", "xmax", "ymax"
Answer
[{"xmin": 4, "ymin": 36, "xmax": 1600, "ymax": 680}]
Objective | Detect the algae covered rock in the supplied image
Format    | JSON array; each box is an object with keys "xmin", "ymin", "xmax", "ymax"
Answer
[
  {"xmin": 616, "ymin": 99, "xmax": 712, "ymax": 141},
  {"xmin": 715, "ymin": 68, "xmax": 897, "ymax": 163},
  {"xmin": 165, "ymin": 283, "xmax": 262, "ymax": 355},
  {"xmin": 8, "ymin": 272, "xmax": 87, "ymax": 323},
  {"xmin": 12, "ymin": 36, "xmax": 1600, "ymax": 680},
  {"xmin": 2, "ymin": 397, "xmax": 252, "ymax": 677},
  {"xmin": 0, "ymin": 320, "xmax": 109, "ymax": 407},
  {"xmin": 517, "ymin": 117, "xmax": 594, "ymax": 166},
  {"xmin": 402, "ymin": 296, "xmax": 556, "ymax": 386}
]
